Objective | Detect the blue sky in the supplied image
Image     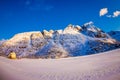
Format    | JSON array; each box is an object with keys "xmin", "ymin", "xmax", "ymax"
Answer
[{"xmin": 0, "ymin": 0, "xmax": 120, "ymax": 39}]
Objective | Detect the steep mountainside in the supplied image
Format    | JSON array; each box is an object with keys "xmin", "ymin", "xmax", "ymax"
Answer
[{"xmin": 0, "ymin": 22, "xmax": 120, "ymax": 59}]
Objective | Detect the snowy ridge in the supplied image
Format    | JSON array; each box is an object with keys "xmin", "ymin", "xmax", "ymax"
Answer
[{"xmin": 0, "ymin": 22, "xmax": 120, "ymax": 59}]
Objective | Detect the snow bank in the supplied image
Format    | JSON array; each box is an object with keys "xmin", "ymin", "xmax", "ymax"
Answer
[{"xmin": 0, "ymin": 49, "xmax": 120, "ymax": 80}]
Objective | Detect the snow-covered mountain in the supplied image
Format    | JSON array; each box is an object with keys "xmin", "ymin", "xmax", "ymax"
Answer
[{"xmin": 0, "ymin": 22, "xmax": 120, "ymax": 59}]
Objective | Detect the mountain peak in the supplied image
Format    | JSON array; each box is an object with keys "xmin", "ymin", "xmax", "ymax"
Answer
[
  {"xmin": 63, "ymin": 24, "xmax": 82, "ymax": 34},
  {"xmin": 83, "ymin": 21, "xmax": 94, "ymax": 27}
]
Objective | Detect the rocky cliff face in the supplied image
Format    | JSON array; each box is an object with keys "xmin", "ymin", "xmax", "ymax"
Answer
[{"xmin": 0, "ymin": 22, "xmax": 120, "ymax": 59}]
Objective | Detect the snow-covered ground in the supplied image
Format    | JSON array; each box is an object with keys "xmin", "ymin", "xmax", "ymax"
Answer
[{"xmin": 0, "ymin": 49, "xmax": 120, "ymax": 80}]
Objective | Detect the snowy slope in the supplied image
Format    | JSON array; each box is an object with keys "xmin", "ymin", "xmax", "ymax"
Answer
[
  {"xmin": 0, "ymin": 49, "xmax": 120, "ymax": 80},
  {"xmin": 81, "ymin": 21, "xmax": 111, "ymax": 38},
  {"xmin": 0, "ymin": 22, "xmax": 120, "ymax": 58}
]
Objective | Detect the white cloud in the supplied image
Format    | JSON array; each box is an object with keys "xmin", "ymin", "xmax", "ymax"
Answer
[
  {"xmin": 106, "ymin": 11, "xmax": 120, "ymax": 18},
  {"xmin": 106, "ymin": 15, "xmax": 112, "ymax": 18},
  {"xmin": 100, "ymin": 8, "xmax": 120, "ymax": 18},
  {"xmin": 113, "ymin": 11, "xmax": 120, "ymax": 17},
  {"xmin": 99, "ymin": 8, "xmax": 108, "ymax": 16}
]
